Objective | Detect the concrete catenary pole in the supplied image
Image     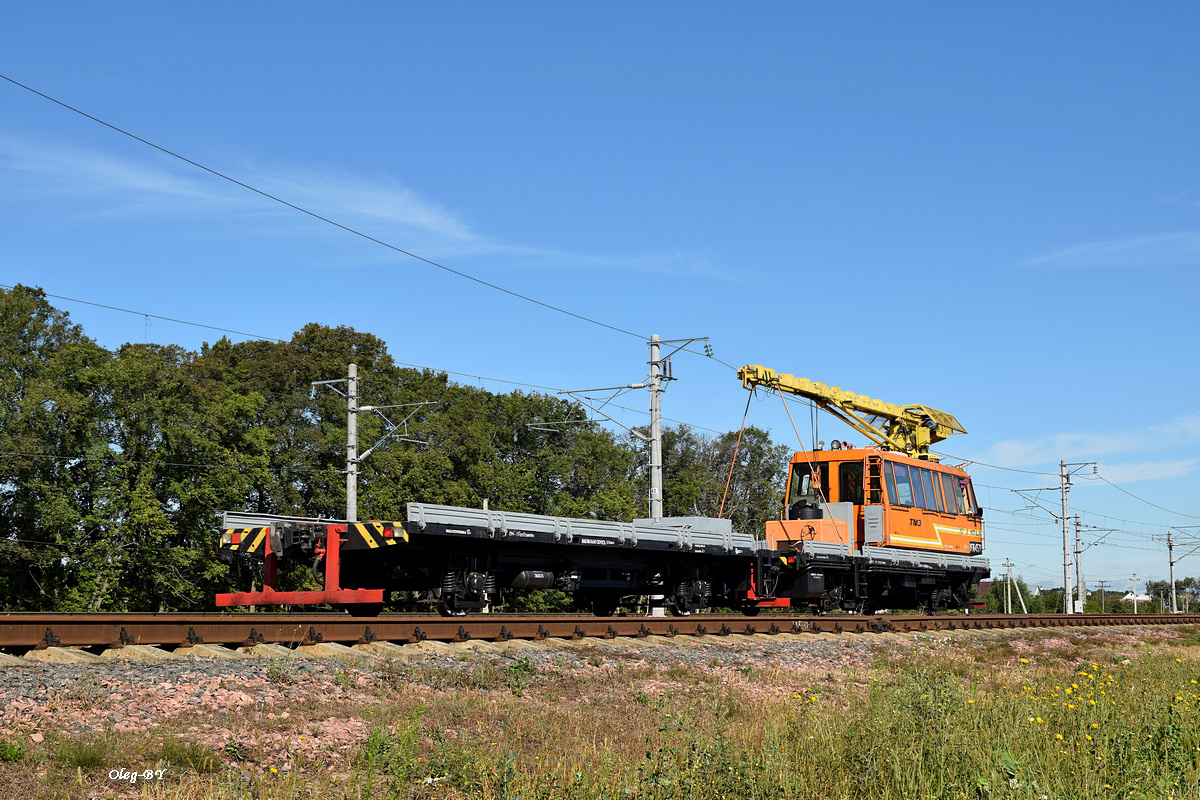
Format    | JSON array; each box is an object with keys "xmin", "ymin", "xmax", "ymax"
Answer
[
  {"xmin": 347, "ymin": 363, "xmax": 358, "ymax": 523},
  {"xmin": 1060, "ymin": 460, "xmax": 1073, "ymax": 614},
  {"xmin": 648, "ymin": 335, "xmax": 663, "ymax": 521},
  {"xmin": 1074, "ymin": 514, "xmax": 1086, "ymax": 613},
  {"xmin": 1169, "ymin": 530, "xmax": 1178, "ymax": 614},
  {"xmin": 1003, "ymin": 559, "xmax": 1013, "ymax": 614}
]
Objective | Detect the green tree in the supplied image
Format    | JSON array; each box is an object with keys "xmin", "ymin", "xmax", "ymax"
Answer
[
  {"xmin": 0, "ymin": 285, "xmax": 108, "ymax": 610},
  {"xmin": 709, "ymin": 426, "xmax": 791, "ymax": 537},
  {"xmin": 63, "ymin": 344, "xmax": 271, "ymax": 610},
  {"xmin": 627, "ymin": 423, "xmax": 790, "ymax": 537}
]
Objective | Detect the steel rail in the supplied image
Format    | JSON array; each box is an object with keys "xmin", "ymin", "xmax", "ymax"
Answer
[{"xmin": 1, "ymin": 612, "xmax": 1198, "ymax": 654}]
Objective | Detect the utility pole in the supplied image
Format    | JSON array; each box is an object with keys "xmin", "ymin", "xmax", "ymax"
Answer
[
  {"xmin": 1038, "ymin": 461, "xmax": 1095, "ymax": 614},
  {"xmin": 311, "ymin": 365, "xmax": 361, "ymax": 521},
  {"xmin": 648, "ymin": 335, "xmax": 663, "ymax": 521},
  {"xmin": 1132, "ymin": 574, "xmax": 1138, "ymax": 615},
  {"xmin": 1060, "ymin": 461, "xmax": 1073, "ymax": 614},
  {"xmin": 1003, "ymin": 559, "xmax": 1012, "ymax": 614},
  {"xmin": 347, "ymin": 364, "xmax": 358, "ymax": 522},
  {"xmin": 1169, "ymin": 529, "xmax": 1178, "ymax": 614},
  {"xmin": 1097, "ymin": 579, "xmax": 1107, "ymax": 613},
  {"xmin": 563, "ymin": 334, "xmax": 709, "ymax": 523},
  {"xmin": 314, "ymin": 364, "xmax": 432, "ymax": 524},
  {"xmin": 1164, "ymin": 528, "xmax": 1200, "ymax": 614},
  {"xmin": 1074, "ymin": 514, "xmax": 1086, "ymax": 613}
]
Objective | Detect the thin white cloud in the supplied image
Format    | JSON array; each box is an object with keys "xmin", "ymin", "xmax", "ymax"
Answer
[
  {"xmin": 987, "ymin": 431, "xmax": 1144, "ymax": 467},
  {"xmin": 1092, "ymin": 459, "xmax": 1197, "ymax": 484},
  {"xmin": 0, "ymin": 134, "xmax": 726, "ymax": 277},
  {"xmin": 1167, "ymin": 412, "xmax": 1200, "ymax": 438},
  {"xmin": 246, "ymin": 167, "xmax": 476, "ymax": 243},
  {"xmin": 1020, "ymin": 232, "xmax": 1200, "ymax": 270},
  {"xmin": 0, "ymin": 136, "xmax": 237, "ymax": 205},
  {"xmin": 980, "ymin": 412, "xmax": 1200, "ymax": 470}
]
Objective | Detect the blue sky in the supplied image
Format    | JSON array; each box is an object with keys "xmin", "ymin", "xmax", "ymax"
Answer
[{"xmin": 3, "ymin": 3, "xmax": 1199, "ymax": 594}]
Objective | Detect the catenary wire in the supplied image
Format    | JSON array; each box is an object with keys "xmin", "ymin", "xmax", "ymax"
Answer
[
  {"xmin": 0, "ymin": 74, "xmax": 646, "ymax": 341},
  {"xmin": 0, "ymin": 284, "xmax": 287, "ymax": 343},
  {"xmin": 1085, "ymin": 472, "xmax": 1200, "ymax": 521}
]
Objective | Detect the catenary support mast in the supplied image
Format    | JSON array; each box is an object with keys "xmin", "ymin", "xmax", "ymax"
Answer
[
  {"xmin": 1061, "ymin": 460, "xmax": 1073, "ymax": 614},
  {"xmin": 649, "ymin": 335, "xmax": 663, "ymax": 521},
  {"xmin": 347, "ymin": 363, "xmax": 358, "ymax": 522}
]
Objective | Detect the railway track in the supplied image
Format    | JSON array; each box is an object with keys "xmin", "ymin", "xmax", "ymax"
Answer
[{"xmin": 1, "ymin": 611, "xmax": 1197, "ymax": 658}]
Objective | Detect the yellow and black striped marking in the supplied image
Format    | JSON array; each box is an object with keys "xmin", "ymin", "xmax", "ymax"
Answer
[
  {"xmin": 345, "ymin": 522, "xmax": 408, "ymax": 551},
  {"xmin": 221, "ymin": 526, "xmax": 270, "ymax": 555}
]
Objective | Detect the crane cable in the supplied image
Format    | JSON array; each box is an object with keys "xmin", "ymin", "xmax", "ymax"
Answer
[
  {"xmin": 777, "ymin": 389, "xmax": 839, "ymax": 543},
  {"xmin": 718, "ymin": 391, "xmax": 754, "ymax": 519}
]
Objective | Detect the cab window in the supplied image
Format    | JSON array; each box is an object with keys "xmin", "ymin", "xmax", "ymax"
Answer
[
  {"xmin": 910, "ymin": 466, "xmax": 927, "ymax": 508},
  {"xmin": 940, "ymin": 472, "xmax": 961, "ymax": 514},
  {"xmin": 887, "ymin": 462, "xmax": 914, "ymax": 507},
  {"xmin": 962, "ymin": 478, "xmax": 979, "ymax": 516},
  {"xmin": 838, "ymin": 462, "xmax": 863, "ymax": 505},
  {"xmin": 923, "ymin": 469, "xmax": 945, "ymax": 513},
  {"xmin": 788, "ymin": 461, "xmax": 830, "ymax": 504}
]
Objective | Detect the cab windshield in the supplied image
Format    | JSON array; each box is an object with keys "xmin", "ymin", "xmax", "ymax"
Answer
[{"xmin": 787, "ymin": 461, "xmax": 830, "ymax": 505}]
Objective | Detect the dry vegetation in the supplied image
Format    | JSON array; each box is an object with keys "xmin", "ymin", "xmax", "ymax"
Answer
[{"xmin": 3, "ymin": 626, "xmax": 1200, "ymax": 799}]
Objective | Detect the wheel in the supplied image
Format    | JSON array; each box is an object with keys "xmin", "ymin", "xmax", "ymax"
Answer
[
  {"xmin": 437, "ymin": 600, "xmax": 467, "ymax": 617},
  {"xmin": 740, "ymin": 605, "xmax": 761, "ymax": 617},
  {"xmin": 670, "ymin": 598, "xmax": 692, "ymax": 616}
]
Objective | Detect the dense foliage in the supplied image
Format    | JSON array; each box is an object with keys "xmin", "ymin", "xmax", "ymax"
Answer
[{"xmin": 0, "ymin": 286, "xmax": 790, "ymax": 612}]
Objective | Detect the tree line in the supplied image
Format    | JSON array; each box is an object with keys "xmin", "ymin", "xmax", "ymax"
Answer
[{"xmin": 0, "ymin": 285, "xmax": 790, "ymax": 612}]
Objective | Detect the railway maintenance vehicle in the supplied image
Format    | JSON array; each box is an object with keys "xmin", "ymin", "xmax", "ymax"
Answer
[{"xmin": 216, "ymin": 365, "xmax": 989, "ymax": 615}]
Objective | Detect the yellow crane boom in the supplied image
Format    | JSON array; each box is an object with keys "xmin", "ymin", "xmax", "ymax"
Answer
[{"xmin": 737, "ymin": 364, "xmax": 965, "ymax": 461}]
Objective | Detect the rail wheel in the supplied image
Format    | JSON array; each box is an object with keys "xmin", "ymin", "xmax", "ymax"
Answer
[
  {"xmin": 670, "ymin": 598, "xmax": 692, "ymax": 616},
  {"xmin": 437, "ymin": 600, "xmax": 468, "ymax": 617}
]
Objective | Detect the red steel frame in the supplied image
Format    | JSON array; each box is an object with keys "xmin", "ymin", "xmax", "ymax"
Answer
[{"xmin": 215, "ymin": 524, "xmax": 384, "ymax": 607}]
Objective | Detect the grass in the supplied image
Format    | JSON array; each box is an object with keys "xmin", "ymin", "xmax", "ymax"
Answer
[
  {"xmin": 8, "ymin": 626, "xmax": 1200, "ymax": 799},
  {"xmin": 159, "ymin": 736, "xmax": 222, "ymax": 774},
  {"xmin": 0, "ymin": 740, "xmax": 26, "ymax": 762},
  {"xmin": 266, "ymin": 658, "xmax": 299, "ymax": 684},
  {"xmin": 52, "ymin": 734, "xmax": 114, "ymax": 770}
]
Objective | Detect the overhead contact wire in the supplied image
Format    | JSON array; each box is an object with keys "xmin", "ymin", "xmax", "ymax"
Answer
[{"xmin": 0, "ymin": 74, "xmax": 645, "ymax": 341}]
